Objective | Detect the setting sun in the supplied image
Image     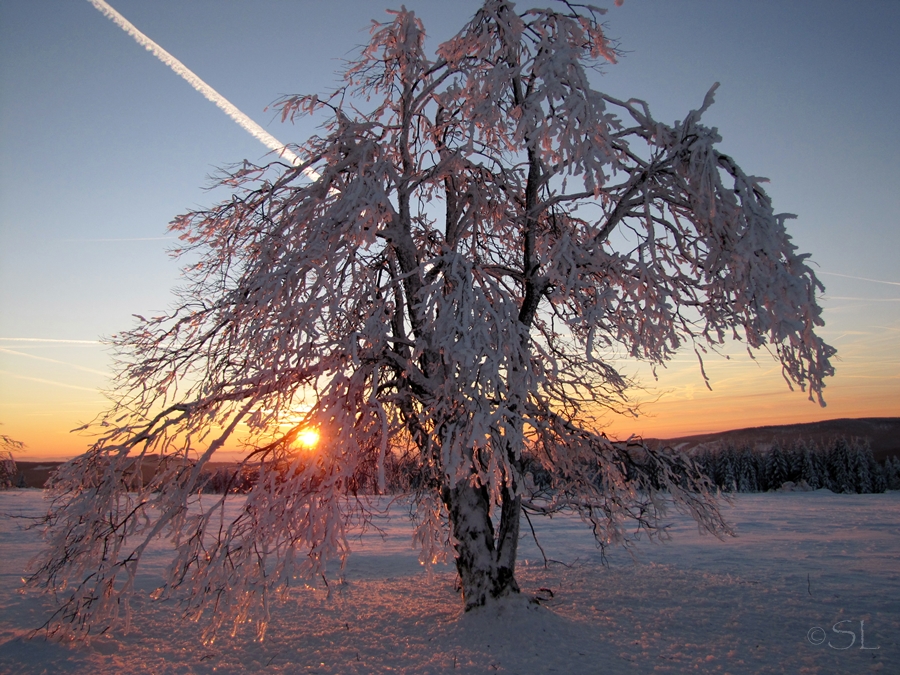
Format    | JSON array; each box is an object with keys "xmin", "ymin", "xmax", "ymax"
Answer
[{"xmin": 296, "ymin": 428, "xmax": 320, "ymax": 449}]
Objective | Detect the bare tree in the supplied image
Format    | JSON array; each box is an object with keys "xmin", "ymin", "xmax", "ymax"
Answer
[{"xmin": 30, "ymin": 1, "xmax": 834, "ymax": 639}]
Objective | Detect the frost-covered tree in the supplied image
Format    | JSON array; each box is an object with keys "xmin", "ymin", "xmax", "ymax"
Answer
[
  {"xmin": 765, "ymin": 444, "xmax": 789, "ymax": 490},
  {"xmin": 785, "ymin": 444, "xmax": 803, "ymax": 484},
  {"xmin": 692, "ymin": 448, "xmax": 710, "ymax": 477},
  {"xmin": 829, "ymin": 439, "xmax": 855, "ymax": 493},
  {"xmin": 718, "ymin": 448, "xmax": 738, "ymax": 492},
  {"xmin": 885, "ymin": 456, "xmax": 900, "ymax": 491},
  {"xmin": 849, "ymin": 439, "xmax": 873, "ymax": 494},
  {"xmin": 800, "ymin": 445, "xmax": 822, "ymax": 490},
  {"xmin": 870, "ymin": 451, "xmax": 887, "ymax": 494},
  {"xmin": 30, "ymin": 1, "xmax": 834, "ymax": 638},
  {"xmin": 814, "ymin": 444, "xmax": 835, "ymax": 491},
  {"xmin": 0, "ymin": 429, "xmax": 24, "ymax": 490},
  {"xmin": 0, "ymin": 455, "xmax": 18, "ymax": 490},
  {"xmin": 736, "ymin": 447, "xmax": 759, "ymax": 493}
]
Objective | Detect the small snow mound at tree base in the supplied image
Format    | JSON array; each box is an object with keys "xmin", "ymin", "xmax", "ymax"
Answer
[
  {"xmin": 452, "ymin": 593, "xmax": 632, "ymax": 673},
  {"xmin": 459, "ymin": 589, "xmax": 544, "ymax": 615}
]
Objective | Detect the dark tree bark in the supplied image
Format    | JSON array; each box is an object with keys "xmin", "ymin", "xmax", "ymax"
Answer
[{"xmin": 443, "ymin": 481, "xmax": 521, "ymax": 609}]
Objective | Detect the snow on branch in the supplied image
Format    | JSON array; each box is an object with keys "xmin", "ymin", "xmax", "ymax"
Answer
[{"xmin": 30, "ymin": 0, "xmax": 832, "ymax": 638}]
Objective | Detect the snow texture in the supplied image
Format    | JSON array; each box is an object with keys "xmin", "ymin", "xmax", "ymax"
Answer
[{"xmin": 2, "ymin": 489, "xmax": 897, "ymax": 674}]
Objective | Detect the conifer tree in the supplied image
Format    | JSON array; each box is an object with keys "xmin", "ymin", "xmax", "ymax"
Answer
[
  {"xmin": 720, "ymin": 450, "xmax": 738, "ymax": 492},
  {"xmin": 736, "ymin": 447, "xmax": 757, "ymax": 493},
  {"xmin": 829, "ymin": 439, "xmax": 854, "ymax": 494},
  {"xmin": 870, "ymin": 452, "xmax": 887, "ymax": 494},
  {"xmin": 849, "ymin": 439, "xmax": 873, "ymax": 494},
  {"xmin": 886, "ymin": 456, "xmax": 900, "ymax": 491},
  {"xmin": 785, "ymin": 444, "xmax": 803, "ymax": 484},
  {"xmin": 800, "ymin": 445, "xmax": 821, "ymax": 490},
  {"xmin": 765, "ymin": 444, "xmax": 789, "ymax": 490}
]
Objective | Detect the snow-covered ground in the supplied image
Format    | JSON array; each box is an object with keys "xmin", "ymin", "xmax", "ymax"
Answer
[{"xmin": 1, "ymin": 489, "xmax": 897, "ymax": 674}]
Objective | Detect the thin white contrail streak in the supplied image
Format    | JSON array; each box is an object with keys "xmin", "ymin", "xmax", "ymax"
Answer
[
  {"xmin": 820, "ymin": 271, "xmax": 900, "ymax": 287},
  {"xmin": 57, "ymin": 236, "xmax": 177, "ymax": 242},
  {"xmin": 824, "ymin": 297, "xmax": 900, "ymax": 302},
  {"xmin": 0, "ymin": 338, "xmax": 100, "ymax": 344},
  {"xmin": 0, "ymin": 370, "xmax": 98, "ymax": 392},
  {"xmin": 87, "ymin": 0, "xmax": 320, "ymax": 179},
  {"xmin": 0, "ymin": 348, "xmax": 109, "ymax": 377}
]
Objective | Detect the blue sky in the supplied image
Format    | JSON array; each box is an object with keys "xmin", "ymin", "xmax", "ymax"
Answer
[{"xmin": 1, "ymin": 0, "xmax": 898, "ymax": 458}]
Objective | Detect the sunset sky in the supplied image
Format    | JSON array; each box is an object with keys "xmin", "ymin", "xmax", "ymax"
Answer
[{"xmin": 1, "ymin": 0, "xmax": 898, "ymax": 460}]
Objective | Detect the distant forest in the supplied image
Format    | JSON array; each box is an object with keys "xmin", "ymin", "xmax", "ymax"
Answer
[
  {"xmin": 71, "ymin": 436, "xmax": 900, "ymax": 496},
  {"xmin": 692, "ymin": 437, "xmax": 899, "ymax": 494},
  {"xmin": 6, "ymin": 424, "xmax": 900, "ymax": 495}
]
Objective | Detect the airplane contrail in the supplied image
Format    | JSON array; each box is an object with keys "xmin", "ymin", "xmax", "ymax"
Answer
[
  {"xmin": 0, "ymin": 347, "xmax": 110, "ymax": 376},
  {"xmin": 56, "ymin": 236, "xmax": 177, "ymax": 243},
  {"xmin": 819, "ymin": 271, "xmax": 900, "ymax": 287},
  {"xmin": 87, "ymin": 0, "xmax": 319, "ymax": 179},
  {"xmin": 0, "ymin": 370, "xmax": 99, "ymax": 392},
  {"xmin": 0, "ymin": 338, "xmax": 100, "ymax": 344}
]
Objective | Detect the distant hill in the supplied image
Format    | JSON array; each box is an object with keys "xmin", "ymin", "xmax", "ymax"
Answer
[
  {"xmin": 648, "ymin": 417, "xmax": 900, "ymax": 462},
  {"xmin": 9, "ymin": 418, "xmax": 900, "ymax": 488},
  {"xmin": 10, "ymin": 459, "xmax": 235, "ymax": 490},
  {"xmin": 12, "ymin": 462, "xmax": 62, "ymax": 489}
]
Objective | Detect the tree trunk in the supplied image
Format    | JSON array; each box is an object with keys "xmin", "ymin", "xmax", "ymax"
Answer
[{"xmin": 443, "ymin": 480, "xmax": 521, "ymax": 610}]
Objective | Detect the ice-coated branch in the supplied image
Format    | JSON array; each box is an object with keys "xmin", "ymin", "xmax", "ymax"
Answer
[{"xmin": 31, "ymin": 0, "xmax": 832, "ymax": 638}]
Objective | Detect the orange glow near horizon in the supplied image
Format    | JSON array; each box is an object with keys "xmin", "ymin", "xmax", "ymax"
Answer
[{"xmin": 3, "ymin": 313, "xmax": 897, "ymax": 460}]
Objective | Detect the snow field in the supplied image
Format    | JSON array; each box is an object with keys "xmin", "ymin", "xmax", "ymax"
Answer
[{"xmin": 1, "ymin": 489, "xmax": 897, "ymax": 674}]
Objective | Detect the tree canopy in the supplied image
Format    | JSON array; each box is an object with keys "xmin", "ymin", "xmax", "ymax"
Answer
[{"xmin": 31, "ymin": 0, "xmax": 833, "ymax": 640}]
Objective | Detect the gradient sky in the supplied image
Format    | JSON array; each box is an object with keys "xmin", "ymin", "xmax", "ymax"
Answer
[{"xmin": 1, "ymin": 0, "xmax": 898, "ymax": 460}]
